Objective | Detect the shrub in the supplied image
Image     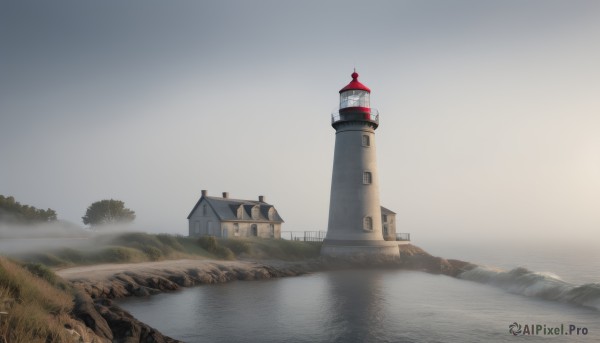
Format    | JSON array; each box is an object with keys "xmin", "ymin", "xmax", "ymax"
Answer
[
  {"xmin": 197, "ymin": 236, "xmax": 218, "ymax": 253},
  {"xmin": 94, "ymin": 246, "xmax": 141, "ymax": 263},
  {"xmin": 220, "ymin": 239, "xmax": 251, "ymax": 255},
  {"xmin": 156, "ymin": 234, "xmax": 185, "ymax": 252},
  {"xmin": 55, "ymin": 248, "xmax": 85, "ymax": 264},
  {"xmin": 111, "ymin": 232, "xmax": 163, "ymax": 250},
  {"xmin": 24, "ymin": 253, "xmax": 68, "ymax": 268},
  {"xmin": 196, "ymin": 236, "xmax": 235, "ymax": 260},
  {"xmin": 142, "ymin": 246, "xmax": 163, "ymax": 261},
  {"xmin": 214, "ymin": 246, "xmax": 235, "ymax": 260}
]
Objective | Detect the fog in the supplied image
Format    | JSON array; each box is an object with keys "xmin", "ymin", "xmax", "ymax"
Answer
[
  {"xmin": 0, "ymin": 221, "xmax": 89, "ymax": 239},
  {"xmin": 1, "ymin": 1, "xmax": 599, "ymax": 249},
  {"xmin": 0, "ymin": 221, "xmax": 151, "ymax": 256}
]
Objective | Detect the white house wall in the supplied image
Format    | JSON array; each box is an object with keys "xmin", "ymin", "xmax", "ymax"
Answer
[
  {"xmin": 220, "ymin": 222, "xmax": 281, "ymax": 239},
  {"xmin": 188, "ymin": 199, "xmax": 220, "ymax": 237}
]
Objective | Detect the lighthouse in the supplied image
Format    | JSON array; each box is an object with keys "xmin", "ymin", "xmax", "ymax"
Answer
[{"xmin": 321, "ymin": 71, "xmax": 400, "ymax": 258}]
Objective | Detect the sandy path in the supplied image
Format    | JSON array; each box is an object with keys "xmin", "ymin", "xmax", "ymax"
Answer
[{"xmin": 56, "ymin": 259, "xmax": 261, "ymax": 281}]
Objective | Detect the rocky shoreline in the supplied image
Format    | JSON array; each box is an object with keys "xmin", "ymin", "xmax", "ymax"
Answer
[{"xmin": 57, "ymin": 245, "xmax": 476, "ymax": 343}]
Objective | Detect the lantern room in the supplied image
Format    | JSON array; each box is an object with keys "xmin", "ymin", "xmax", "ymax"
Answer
[
  {"xmin": 332, "ymin": 70, "xmax": 379, "ymax": 129},
  {"xmin": 339, "ymin": 71, "xmax": 371, "ymax": 111}
]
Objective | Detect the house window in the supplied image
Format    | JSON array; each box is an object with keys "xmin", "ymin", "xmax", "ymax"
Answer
[
  {"xmin": 362, "ymin": 135, "xmax": 370, "ymax": 147},
  {"xmin": 202, "ymin": 205, "xmax": 207, "ymax": 216},
  {"xmin": 251, "ymin": 206, "xmax": 259, "ymax": 219},
  {"xmin": 237, "ymin": 206, "xmax": 243, "ymax": 219},
  {"xmin": 383, "ymin": 215, "xmax": 388, "ymax": 223},
  {"xmin": 363, "ymin": 172, "xmax": 372, "ymax": 185},
  {"xmin": 270, "ymin": 224, "xmax": 275, "ymax": 238},
  {"xmin": 251, "ymin": 224, "xmax": 258, "ymax": 237},
  {"xmin": 234, "ymin": 223, "xmax": 240, "ymax": 236},
  {"xmin": 195, "ymin": 221, "xmax": 200, "ymax": 234},
  {"xmin": 364, "ymin": 216, "xmax": 373, "ymax": 231}
]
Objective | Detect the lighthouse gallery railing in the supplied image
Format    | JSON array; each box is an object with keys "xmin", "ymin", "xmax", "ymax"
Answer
[{"xmin": 331, "ymin": 108, "xmax": 379, "ymax": 124}]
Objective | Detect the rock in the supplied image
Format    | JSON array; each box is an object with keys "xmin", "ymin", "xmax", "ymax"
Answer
[
  {"xmin": 72, "ymin": 290, "xmax": 113, "ymax": 341},
  {"xmin": 97, "ymin": 302, "xmax": 181, "ymax": 343},
  {"xmin": 71, "ymin": 289, "xmax": 181, "ymax": 342}
]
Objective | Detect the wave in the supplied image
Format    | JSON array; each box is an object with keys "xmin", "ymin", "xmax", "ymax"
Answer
[{"xmin": 459, "ymin": 266, "xmax": 600, "ymax": 311}]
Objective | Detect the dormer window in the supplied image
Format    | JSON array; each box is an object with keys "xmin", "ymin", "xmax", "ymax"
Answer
[
  {"xmin": 268, "ymin": 207, "xmax": 276, "ymax": 220},
  {"xmin": 237, "ymin": 206, "xmax": 244, "ymax": 219},
  {"xmin": 251, "ymin": 206, "xmax": 259, "ymax": 219}
]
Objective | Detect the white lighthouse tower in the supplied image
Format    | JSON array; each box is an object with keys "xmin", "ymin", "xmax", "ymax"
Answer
[{"xmin": 321, "ymin": 71, "xmax": 400, "ymax": 258}]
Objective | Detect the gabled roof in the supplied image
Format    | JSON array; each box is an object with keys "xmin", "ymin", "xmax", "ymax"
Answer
[
  {"xmin": 187, "ymin": 195, "xmax": 284, "ymax": 223},
  {"xmin": 380, "ymin": 206, "xmax": 396, "ymax": 215}
]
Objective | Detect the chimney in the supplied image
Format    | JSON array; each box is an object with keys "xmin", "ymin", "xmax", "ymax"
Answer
[
  {"xmin": 222, "ymin": 192, "xmax": 229, "ymax": 199},
  {"xmin": 258, "ymin": 195, "xmax": 265, "ymax": 202},
  {"xmin": 201, "ymin": 190, "xmax": 207, "ymax": 197}
]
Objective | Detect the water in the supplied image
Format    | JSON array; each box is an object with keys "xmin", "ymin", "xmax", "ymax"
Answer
[
  {"xmin": 3, "ymin": 237, "xmax": 598, "ymax": 341},
  {"xmin": 119, "ymin": 240, "xmax": 600, "ymax": 342}
]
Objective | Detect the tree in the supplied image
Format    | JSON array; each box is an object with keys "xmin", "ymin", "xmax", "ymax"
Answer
[
  {"xmin": 82, "ymin": 199, "xmax": 135, "ymax": 226},
  {"xmin": 0, "ymin": 194, "xmax": 57, "ymax": 223}
]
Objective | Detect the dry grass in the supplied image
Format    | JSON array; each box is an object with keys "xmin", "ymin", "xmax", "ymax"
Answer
[
  {"xmin": 16, "ymin": 232, "xmax": 323, "ymax": 268},
  {"xmin": 0, "ymin": 257, "xmax": 76, "ymax": 342}
]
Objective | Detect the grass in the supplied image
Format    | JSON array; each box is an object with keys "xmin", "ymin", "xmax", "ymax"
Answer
[
  {"xmin": 220, "ymin": 237, "xmax": 322, "ymax": 261},
  {"xmin": 0, "ymin": 257, "xmax": 76, "ymax": 342},
  {"xmin": 15, "ymin": 232, "xmax": 322, "ymax": 267}
]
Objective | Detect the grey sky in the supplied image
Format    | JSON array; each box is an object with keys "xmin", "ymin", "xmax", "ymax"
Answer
[{"xmin": 1, "ymin": 1, "xmax": 599, "ymax": 244}]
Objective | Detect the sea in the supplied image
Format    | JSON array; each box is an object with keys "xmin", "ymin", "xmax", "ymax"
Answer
[{"xmin": 117, "ymin": 238, "xmax": 600, "ymax": 343}]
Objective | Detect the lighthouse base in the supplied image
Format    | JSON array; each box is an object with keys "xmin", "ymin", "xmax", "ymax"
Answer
[{"xmin": 320, "ymin": 239, "xmax": 400, "ymax": 259}]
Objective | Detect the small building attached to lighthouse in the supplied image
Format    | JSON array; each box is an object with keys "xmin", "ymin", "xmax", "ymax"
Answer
[{"xmin": 321, "ymin": 71, "xmax": 400, "ymax": 258}]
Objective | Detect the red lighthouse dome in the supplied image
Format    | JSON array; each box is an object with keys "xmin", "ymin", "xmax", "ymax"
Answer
[{"xmin": 339, "ymin": 71, "xmax": 371, "ymax": 93}]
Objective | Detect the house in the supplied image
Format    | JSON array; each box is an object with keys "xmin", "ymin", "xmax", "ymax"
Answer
[
  {"xmin": 381, "ymin": 206, "xmax": 397, "ymax": 241},
  {"xmin": 187, "ymin": 190, "xmax": 284, "ymax": 239}
]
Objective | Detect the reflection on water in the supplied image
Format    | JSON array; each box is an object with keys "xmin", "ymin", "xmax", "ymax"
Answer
[{"xmin": 324, "ymin": 271, "xmax": 385, "ymax": 342}]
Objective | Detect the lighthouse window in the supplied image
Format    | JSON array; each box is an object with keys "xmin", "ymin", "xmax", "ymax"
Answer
[
  {"xmin": 362, "ymin": 135, "xmax": 370, "ymax": 147},
  {"xmin": 340, "ymin": 90, "xmax": 370, "ymax": 109},
  {"xmin": 363, "ymin": 172, "xmax": 372, "ymax": 185},
  {"xmin": 364, "ymin": 216, "xmax": 373, "ymax": 231}
]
